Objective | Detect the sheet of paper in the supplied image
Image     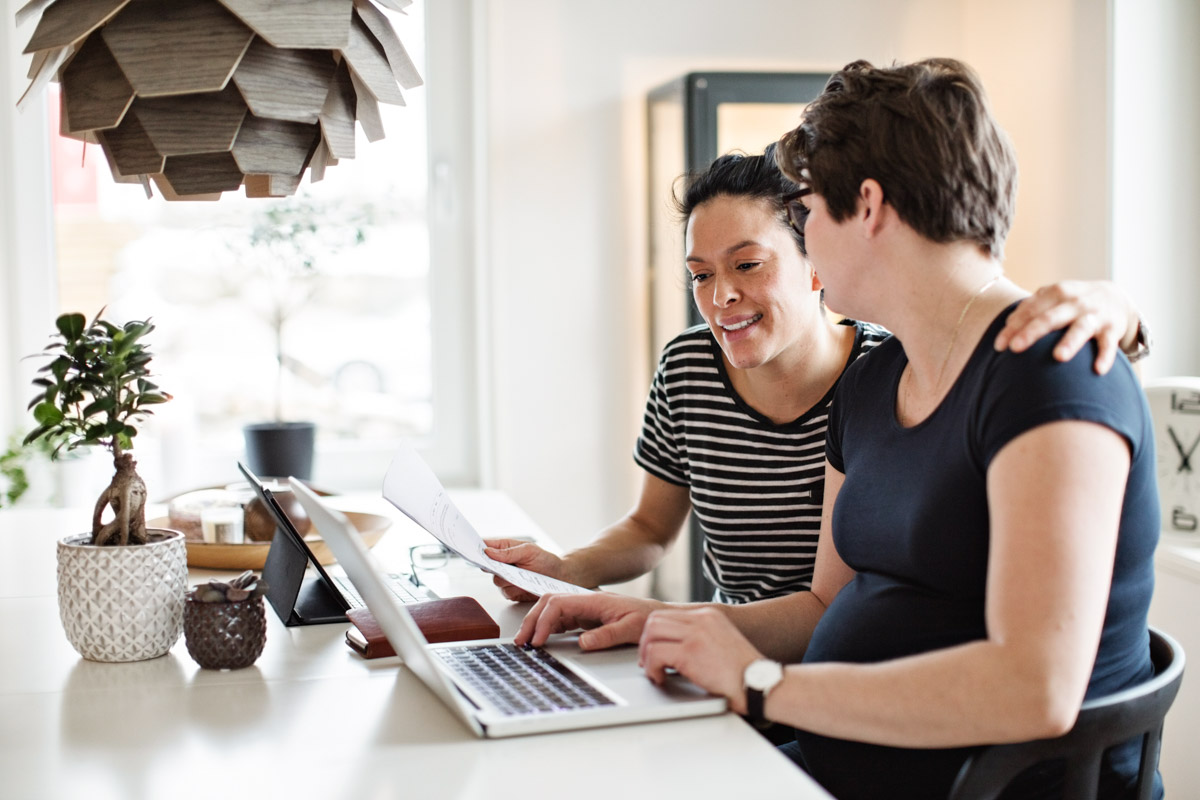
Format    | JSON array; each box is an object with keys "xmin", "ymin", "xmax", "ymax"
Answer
[{"xmin": 382, "ymin": 443, "xmax": 590, "ymax": 597}]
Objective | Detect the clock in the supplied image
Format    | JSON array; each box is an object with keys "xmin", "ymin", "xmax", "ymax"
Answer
[{"xmin": 1145, "ymin": 377, "xmax": 1200, "ymax": 535}]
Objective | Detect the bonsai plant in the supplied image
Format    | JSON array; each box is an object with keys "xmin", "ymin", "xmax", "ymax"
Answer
[{"xmin": 25, "ymin": 309, "xmax": 188, "ymax": 662}]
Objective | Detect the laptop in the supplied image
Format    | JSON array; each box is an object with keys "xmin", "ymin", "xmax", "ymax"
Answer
[
  {"xmin": 237, "ymin": 462, "xmax": 437, "ymax": 627},
  {"xmin": 288, "ymin": 477, "xmax": 728, "ymax": 738}
]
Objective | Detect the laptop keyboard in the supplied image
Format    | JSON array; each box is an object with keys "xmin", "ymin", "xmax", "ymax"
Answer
[
  {"xmin": 435, "ymin": 644, "xmax": 616, "ymax": 716},
  {"xmin": 334, "ymin": 574, "xmax": 435, "ymax": 608}
]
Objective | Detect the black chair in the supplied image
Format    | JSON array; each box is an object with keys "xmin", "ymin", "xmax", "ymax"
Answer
[{"xmin": 947, "ymin": 628, "xmax": 1185, "ymax": 800}]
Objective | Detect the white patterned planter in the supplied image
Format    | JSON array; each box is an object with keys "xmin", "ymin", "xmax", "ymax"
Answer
[{"xmin": 57, "ymin": 528, "xmax": 188, "ymax": 662}]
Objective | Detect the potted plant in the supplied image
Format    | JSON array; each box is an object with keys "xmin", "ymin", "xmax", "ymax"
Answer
[
  {"xmin": 25, "ymin": 310, "xmax": 185, "ymax": 662},
  {"xmin": 0, "ymin": 431, "xmax": 78, "ymax": 508},
  {"xmin": 233, "ymin": 196, "xmax": 366, "ymax": 479},
  {"xmin": 0, "ymin": 436, "xmax": 32, "ymax": 507},
  {"xmin": 183, "ymin": 570, "xmax": 269, "ymax": 670}
]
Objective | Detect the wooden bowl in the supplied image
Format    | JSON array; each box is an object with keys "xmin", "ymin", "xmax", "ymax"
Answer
[{"xmin": 161, "ymin": 510, "xmax": 392, "ymax": 570}]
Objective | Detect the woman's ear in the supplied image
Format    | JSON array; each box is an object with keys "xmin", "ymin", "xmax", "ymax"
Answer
[
  {"xmin": 810, "ymin": 266, "xmax": 824, "ymax": 292},
  {"xmin": 857, "ymin": 179, "xmax": 886, "ymax": 236}
]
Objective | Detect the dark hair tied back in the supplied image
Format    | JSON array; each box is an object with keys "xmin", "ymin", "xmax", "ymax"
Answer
[{"xmin": 672, "ymin": 142, "xmax": 806, "ymax": 255}]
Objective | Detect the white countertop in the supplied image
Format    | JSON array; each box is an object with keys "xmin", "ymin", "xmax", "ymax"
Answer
[
  {"xmin": 0, "ymin": 491, "xmax": 831, "ymax": 800},
  {"xmin": 1156, "ymin": 533, "xmax": 1200, "ymax": 582}
]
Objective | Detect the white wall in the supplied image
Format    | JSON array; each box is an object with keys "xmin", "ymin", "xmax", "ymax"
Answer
[
  {"xmin": 1113, "ymin": 5, "xmax": 1200, "ymax": 788},
  {"xmin": 478, "ymin": 0, "xmax": 1111, "ymax": 550},
  {"xmin": 1113, "ymin": 0, "xmax": 1200, "ymax": 379},
  {"xmin": 964, "ymin": 0, "xmax": 1111, "ymax": 288},
  {"xmin": 0, "ymin": 0, "xmax": 56, "ymax": 438}
]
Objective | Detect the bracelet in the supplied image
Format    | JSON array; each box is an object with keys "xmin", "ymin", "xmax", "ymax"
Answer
[{"xmin": 1124, "ymin": 317, "xmax": 1152, "ymax": 363}]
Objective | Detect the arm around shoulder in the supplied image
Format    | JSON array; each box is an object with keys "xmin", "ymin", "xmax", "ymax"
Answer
[{"xmin": 994, "ymin": 280, "xmax": 1147, "ymax": 375}]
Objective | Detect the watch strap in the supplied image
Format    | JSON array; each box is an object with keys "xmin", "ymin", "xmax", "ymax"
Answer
[
  {"xmin": 747, "ymin": 686, "xmax": 768, "ymax": 727},
  {"xmin": 744, "ymin": 659, "xmax": 783, "ymax": 728},
  {"xmin": 1124, "ymin": 317, "xmax": 1152, "ymax": 363}
]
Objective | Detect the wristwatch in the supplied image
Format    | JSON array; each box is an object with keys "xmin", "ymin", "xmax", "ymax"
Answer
[
  {"xmin": 743, "ymin": 658, "xmax": 784, "ymax": 728},
  {"xmin": 1124, "ymin": 317, "xmax": 1152, "ymax": 363}
]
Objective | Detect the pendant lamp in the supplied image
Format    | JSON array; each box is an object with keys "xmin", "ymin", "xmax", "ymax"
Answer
[{"xmin": 15, "ymin": 0, "xmax": 422, "ymax": 200}]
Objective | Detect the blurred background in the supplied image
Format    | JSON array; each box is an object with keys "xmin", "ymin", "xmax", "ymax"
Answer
[{"xmin": 2, "ymin": 0, "xmax": 1197, "ymax": 548}]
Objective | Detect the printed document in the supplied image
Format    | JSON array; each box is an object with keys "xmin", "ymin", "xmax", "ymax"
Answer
[{"xmin": 382, "ymin": 443, "xmax": 590, "ymax": 597}]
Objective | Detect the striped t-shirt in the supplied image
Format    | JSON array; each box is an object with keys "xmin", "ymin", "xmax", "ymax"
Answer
[{"xmin": 634, "ymin": 320, "xmax": 890, "ymax": 603}]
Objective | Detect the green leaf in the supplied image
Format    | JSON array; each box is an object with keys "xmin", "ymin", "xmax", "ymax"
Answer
[
  {"xmin": 32, "ymin": 402, "xmax": 63, "ymax": 426},
  {"xmin": 123, "ymin": 321, "xmax": 152, "ymax": 340},
  {"xmin": 49, "ymin": 355, "xmax": 71, "ymax": 383},
  {"xmin": 113, "ymin": 333, "xmax": 138, "ymax": 357},
  {"xmin": 23, "ymin": 425, "xmax": 51, "ymax": 446},
  {"xmin": 28, "ymin": 309, "xmax": 169, "ymax": 460},
  {"xmin": 82, "ymin": 397, "xmax": 117, "ymax": 417},
  {"xmin": 56, "ymin": 313, "xmax": 85, "ymax": 341}
]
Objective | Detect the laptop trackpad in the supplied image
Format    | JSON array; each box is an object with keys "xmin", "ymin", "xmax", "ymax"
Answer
[{"xmin": 542, "ymin": 639, "xmax": 718, "ymax": 703}]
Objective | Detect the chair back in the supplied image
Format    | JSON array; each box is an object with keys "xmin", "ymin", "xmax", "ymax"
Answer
[{"xmin": 947, "ymin": 627, "xmax": 1185, "ymax": 800}]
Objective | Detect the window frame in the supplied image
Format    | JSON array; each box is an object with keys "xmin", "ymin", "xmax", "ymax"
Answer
[{"xmin": 0, "ymin": 0, "xmax": 482, "ymax": 492}]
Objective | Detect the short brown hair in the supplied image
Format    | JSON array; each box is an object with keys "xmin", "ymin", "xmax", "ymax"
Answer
[{"xmin": 777, "ymin": 58, "xmax": 1017, "ymax": 259}]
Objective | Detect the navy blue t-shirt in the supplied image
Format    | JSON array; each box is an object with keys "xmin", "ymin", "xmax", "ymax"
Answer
[{"xmin": 795, "ymin": 303, "xmax": 1160, "ymax": 800}]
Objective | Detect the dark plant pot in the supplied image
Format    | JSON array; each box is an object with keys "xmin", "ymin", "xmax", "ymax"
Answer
[
  {"xmin": 243, "ymin": 421, "xmax": 315, "ymax": 480},
  {"xmin": 184, "ymin": 596, "xmax": 267, "ymax": 670}
]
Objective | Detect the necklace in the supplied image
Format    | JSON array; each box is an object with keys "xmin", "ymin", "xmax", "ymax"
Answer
[{"xmin": 934, "ymin": 274, "xmax": 1002, "ymax": 390}]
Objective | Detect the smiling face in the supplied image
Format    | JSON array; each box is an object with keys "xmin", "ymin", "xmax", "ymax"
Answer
[{"xmin": 685, "ymin": 194, "xmax": 823, "ymax": 373}]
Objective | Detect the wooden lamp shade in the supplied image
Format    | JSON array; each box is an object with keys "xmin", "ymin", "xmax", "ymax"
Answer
[{"xmin": 16, "ymin": 0, "xmax": 422, "ymax": 200}]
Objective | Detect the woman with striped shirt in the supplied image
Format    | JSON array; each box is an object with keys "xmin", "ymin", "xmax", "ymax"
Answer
[{"xmin": 485, "ymin": 145, "xmax": 1145, "ymax": 605}]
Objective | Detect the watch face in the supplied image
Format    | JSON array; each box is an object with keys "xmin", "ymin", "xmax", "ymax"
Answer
[
  {"xmin": 1146, "ymin": 379, "xmax": 1200, "ymax": 534},
  {"xmin": 745, "ymin": 659, "xmax": 783, "ymax": 691}
]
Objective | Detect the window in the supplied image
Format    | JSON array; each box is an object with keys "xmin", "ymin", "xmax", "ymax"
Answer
[{"xmin": 5, "ymin": 0, "xmax": 479, "ymax": 498}]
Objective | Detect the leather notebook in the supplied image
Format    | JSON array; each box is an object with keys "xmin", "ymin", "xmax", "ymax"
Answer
[{"xmin": 345, "ymin": 596, "xmax": 500, "ymax": 658}]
